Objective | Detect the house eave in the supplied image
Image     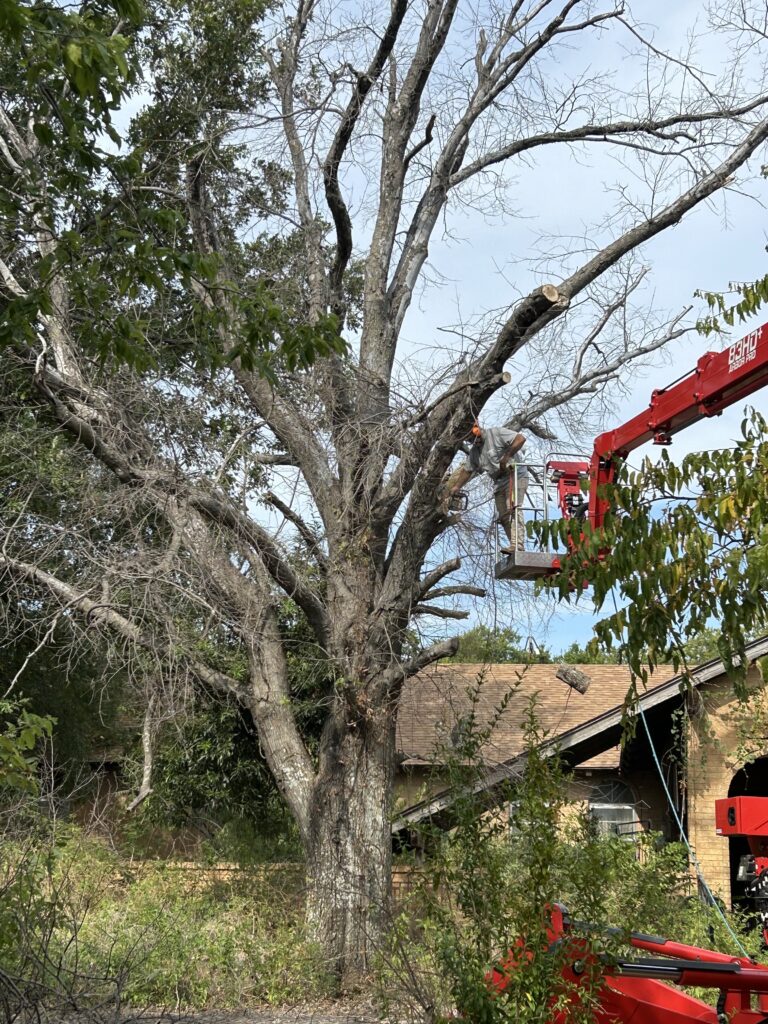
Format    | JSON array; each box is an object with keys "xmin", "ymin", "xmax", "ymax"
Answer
[{"xmin": 391, "ymin": 636, "xmax": 768, "ymax": 835}]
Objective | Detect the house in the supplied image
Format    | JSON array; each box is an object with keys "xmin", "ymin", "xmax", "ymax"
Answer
[{"xmin": 393, "ymin": 638, "xmax": 768, "ymax": 910}]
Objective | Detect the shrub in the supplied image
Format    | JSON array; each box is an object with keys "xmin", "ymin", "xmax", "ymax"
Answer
[
  {"xmin": 1, "ymin": 822, "xmax": 333, "ymax": 1014},
  {"xmin": 69, "ymin": 858, "xmax": 332, "ymax": 1008},
  {"xmin": 377, "ymin": 689, "xmax": 758, "ymax": 1023}
]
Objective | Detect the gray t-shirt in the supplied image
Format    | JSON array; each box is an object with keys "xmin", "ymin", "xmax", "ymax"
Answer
[{"xmin": 466, "ymin": 428, "xmax": 528, "ymax": 484}]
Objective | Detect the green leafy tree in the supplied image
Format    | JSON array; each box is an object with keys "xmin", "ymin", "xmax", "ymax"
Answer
[
  {"xmin": 447, "ymin": 625, "xmax": 550, "ymax": 664},
  {"xmin": 559, "ymin": 641, "xmax": 620, "ymax": 665},
  {"xmin": 6, "ymin": 0, "xmax": 768, "ymax": 981}
]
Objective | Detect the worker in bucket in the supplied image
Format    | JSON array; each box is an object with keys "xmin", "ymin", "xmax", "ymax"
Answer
[
  {"xmin": 468, "ymin": 424, "xmax": 528, "ymax": 551},
  {"xmin": 442, "ymin": 424, "xmax": 528, "ymax": 551}
]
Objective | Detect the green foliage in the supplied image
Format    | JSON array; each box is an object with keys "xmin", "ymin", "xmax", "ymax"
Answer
[
  {"xmin": 68, "ymin": 855, "xmax": 331, "ymax": 1007},
  {"xmin": 1, "ymin": 0, "xmax": 141, "ymax": 133},
  {"xmin": 134, "ymin": 697, "xmax": 302, "ymax": 862},
  {"xmin": 0, "ymin": 820, "xmax": 331, "ymax": 1012},
  {"xmin": 559, "ymin": 642, "xmax": 620, "ymax": 664},
  {"xmin": 559, "ymin": 632, "xmax": 726, "ymax": 666},
  {"xmin": 447, "ymin": 625, "xmax": 551, "ymax": 664},
  {"xmin": 682, "ymin": 627, "xmax": 729, "ymax": 666},
  {"xmin": 535, "ymin": 409, "xmax": 768, "ymax": 702},
  {"xmin": 382, "ymin": 695, "xmax": 593, "ymax": 1024},
  {"xmin": 379, "ymin": 690, "xmax": 756, "ymax": 1023},
  {"xmin": 696, "ymin": 275, "xmax": 768, "ymax": 333},
  {"xmin": 1, "ymin": 0, "xmax": 348, "ymax": 377},
  {"xmin": 0, "ymin": 700, "xmax": 54, "ymax": 794}
]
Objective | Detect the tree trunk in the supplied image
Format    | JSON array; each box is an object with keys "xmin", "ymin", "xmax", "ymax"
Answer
[{"xmin": 305, "ymin": 706, "xmax": 394, "ymax": 983}]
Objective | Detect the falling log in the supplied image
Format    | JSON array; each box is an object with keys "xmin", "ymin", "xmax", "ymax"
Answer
[{"xmin": 555, "ymin": 664, "xmax": 591, "ymax": 694}]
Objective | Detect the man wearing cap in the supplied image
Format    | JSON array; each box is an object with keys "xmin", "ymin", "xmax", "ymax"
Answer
[
  {"xmin": 442, "ymin": 425, "xmax": 528, "ymax": 551},
  {"xmin": 468, "ymin": 424, "xmax": 528, "ymax": 551}
]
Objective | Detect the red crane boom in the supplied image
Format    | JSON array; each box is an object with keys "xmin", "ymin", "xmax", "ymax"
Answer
[
  {"xmin": 496, "ymin": 321, "xmax": 768, "ymax": 581},
  {"xmin": 588, "ymin": 321, "xmax": 768, "ymax": 529}
]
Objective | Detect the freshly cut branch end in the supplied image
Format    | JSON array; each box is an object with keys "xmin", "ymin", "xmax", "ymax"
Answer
[{"xmin": 555, "ymin": 664, "xmax": 591, "ymax": 694}]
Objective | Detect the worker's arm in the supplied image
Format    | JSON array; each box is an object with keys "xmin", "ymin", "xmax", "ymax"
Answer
[{"xmin": 498, "ymin": 433, "xmax": 526, "ymax": 472}]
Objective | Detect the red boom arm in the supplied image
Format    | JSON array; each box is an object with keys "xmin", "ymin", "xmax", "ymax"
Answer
[
  {"xmin": 587, "ymin": 321, "xmax": 768, "ymax": 529},
  {"xmin": 488, "ymin": 904, "xmax": 768, "ymax": 1024}
]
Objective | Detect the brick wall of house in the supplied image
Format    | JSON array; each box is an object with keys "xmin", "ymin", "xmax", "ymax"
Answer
[{"xmin": 686, "ymin": 664, "xmax": 764, "ymax": 904}]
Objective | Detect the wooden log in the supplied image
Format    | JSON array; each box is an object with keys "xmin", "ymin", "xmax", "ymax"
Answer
[
  {"xmin": 555, "ymin": 664, "xmax": 591, "ymax": 694},
  {"xmin": 441, "ymin": 464, "xmax": 473, "ymax": 499}
]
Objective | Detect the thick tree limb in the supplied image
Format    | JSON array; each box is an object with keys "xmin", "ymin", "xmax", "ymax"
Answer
[
  {"xmin": 378, "ymin": 637, "xmax": 459, "ymax": 695},
  {"xmin": 417, "ymin": 557, "xmax": 462, "ymax": 597},
  {"xmin": 126, "ymin": 694, "xmax": 156, "ymax": 812},
  {"xmin": 421, "ymin": 584, "xmax": 486, "ymax": 602},
  {"xmin": 323, "ymin": 0, "xmax": 408, "ymax": 316},
  {"xmin": 264, "ymin": 2, "xmax": 325, "ymax": 318},
  {"xmin": 360, "ymin": 0, "xmax": 460, "ymax": 394},
  {"xmin": 252, "ymin": 452, "xmax": 295, "ymax": 466}
]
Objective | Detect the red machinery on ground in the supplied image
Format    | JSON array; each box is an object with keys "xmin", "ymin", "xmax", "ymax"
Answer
[
  {"xmin": 497, "ymin": 321, "xmax": 768, "ymax": 581},
  {"xmin": 717, "ymin": 796, "xmax": 768, "ymax": 947},
  {"xmin": 490, "ymin": 902, "xmax": 768, "ymax": 1023},
  {"xmin": 486, "ymin": 797, "xmax": 768, "ymax": 1020}
]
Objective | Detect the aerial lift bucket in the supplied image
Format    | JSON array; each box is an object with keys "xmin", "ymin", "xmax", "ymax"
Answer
[{"xmin": 494, "ymin": 458, "xmax": 589, "ymax": 582}]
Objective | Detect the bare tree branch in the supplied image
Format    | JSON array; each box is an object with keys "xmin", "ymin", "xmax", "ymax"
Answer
[
  {"xmin": 412, "ymin": 604, "xmax": 470, "ymax": 620},
  {"xmin": 125, "ymin": 693, "xmax": 156, "ymax": 812},
  {"xmin": 323, "ymin": 0, "xmax": 409, "ymax": 318},
  {"xmin": 420, "ymin": 584, "xmax": 487, "ymax": 602},
  {"xmin": 0, "ymin": 555, "xmax": 249, "ymax": 703},
  {"xmin": 416, "ymin": 557, "xmax": 462, "ymax": 597},
  {"xmin": 264, "ymin": 490, "xmax": 327, "ymax": 567}
]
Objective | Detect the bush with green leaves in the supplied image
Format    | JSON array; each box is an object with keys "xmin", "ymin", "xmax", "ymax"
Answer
[{"xmin": 378, "ymin": 688, "xmax": 757, "ymax": 1024}]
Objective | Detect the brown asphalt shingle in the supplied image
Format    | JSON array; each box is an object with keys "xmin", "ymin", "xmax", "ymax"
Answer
[{"xmin": 396, "ymin": 662, "xmax": 676, "ymax": 771}]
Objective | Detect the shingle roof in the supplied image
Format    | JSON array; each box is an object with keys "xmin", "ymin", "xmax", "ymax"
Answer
[
  {"xmin": 396, "ymin": 662, "xmax": 676, "ymax": 772},
  {"xmin": 393, "ymin": 637, "xmax": 768, "ymax": 834}
]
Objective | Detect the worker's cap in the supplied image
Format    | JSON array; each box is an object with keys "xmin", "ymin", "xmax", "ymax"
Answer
[{"xmin": 471, "ymin": 422, "xmax": 482, "ymax": 437}]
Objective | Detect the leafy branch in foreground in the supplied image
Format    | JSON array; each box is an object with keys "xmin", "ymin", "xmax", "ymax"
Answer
[{"xmin": 535, "ymin": 409, "xmax": 768, "ymax": 699}]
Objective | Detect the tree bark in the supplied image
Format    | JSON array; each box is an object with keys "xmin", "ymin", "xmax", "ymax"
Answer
[{"xmin": 305, "ymin": 704, "xmax": 394, "ymax": 981}]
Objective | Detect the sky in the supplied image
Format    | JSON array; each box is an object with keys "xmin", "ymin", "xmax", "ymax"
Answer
[{"xmin": 388, "ymin": 0, "xmax": 768, "ymax": 655}]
